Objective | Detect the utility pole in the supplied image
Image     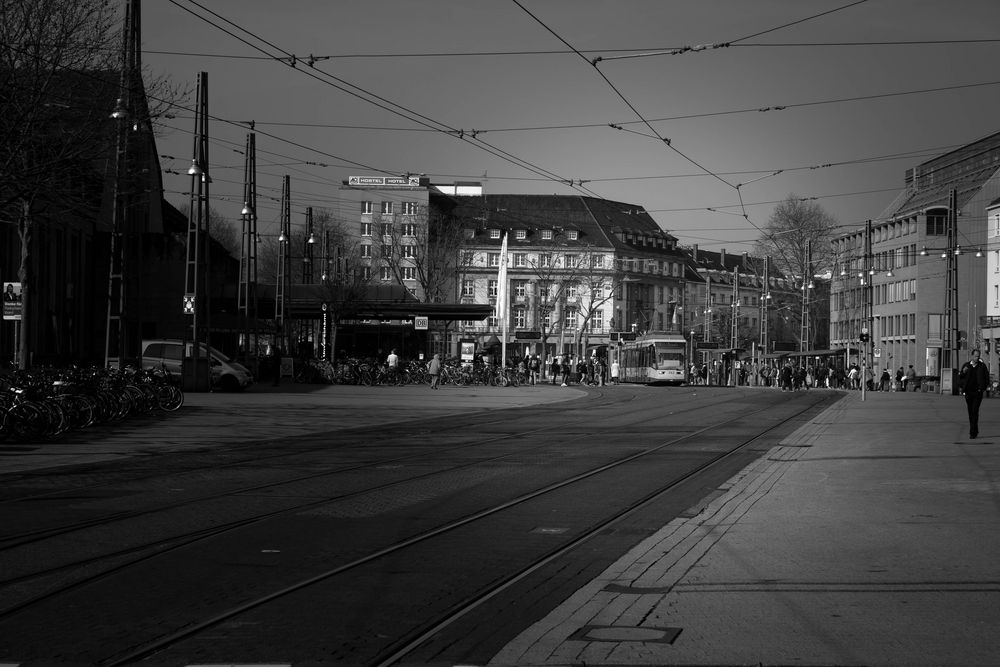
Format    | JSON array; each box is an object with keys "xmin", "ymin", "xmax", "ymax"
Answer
[
  {"xmin": 275, "ymin": 175, "xmax": 291, "ymax": 356},
  {"xmin": 183, "ymin": 71, "xmax": 211, "ymax": 391},
  {"xmin": 105, "ymin": 0, "xmax": 142, "ymax": 369},
  {"xmin": 238, "ymin": 131, "xmax": 258, "ymax": 374},
  {"xmin": 944, "ymin": 188, "xmax": 960, "ymax": 394},
  {"xmin": 862, "ymin": 220, "xmax": 873, "ymax": 401}
]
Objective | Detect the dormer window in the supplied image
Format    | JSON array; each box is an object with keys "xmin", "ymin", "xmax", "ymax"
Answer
[
  {"xmin": 490, "ymin": 228, "xmax": 501, "ymax": 239},
  {"xmin": 567, "ymin": 230, "xmax": 579, "ymax": 241},
  {"xmin": 515, "ymin": 229, "xmax": 527, "ymax": 240},
  {"xmin": 541, "ymin": 229, "xmax": 553, "ymax": 241}
]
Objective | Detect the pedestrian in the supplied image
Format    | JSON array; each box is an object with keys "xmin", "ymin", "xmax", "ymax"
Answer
[
  {"xmin": 528, "ymin": 354, "xmax": 540, "ymax": 385},
  {"xmin": 387, "ymin": 348, "xmax": 399, "ymax": 373},
  {"xmin": 550, "ymin": 355, "xmax": 560, "ymax": 385},
  {"xmin": 958, "ymin": 348, "xmax": 990, "ymax": 439},
  {"xmin": 879, "ymin": 368, "xmax": 890, "ymax": 391},
  {"xmin": 561, "ymin": 356, "xmax": 571, "ymax": 386},
  {"xmin": 610, "ymin": 359, "xmax": 620, "ymax": 385},
  {"xmin": 428, "ymin": 353, "xmax": 441, "ymax": 389}
]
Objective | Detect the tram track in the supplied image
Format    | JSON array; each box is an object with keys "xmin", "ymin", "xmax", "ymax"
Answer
[
  {"xmin": 0, "ymin": 388, "xmax": 732, "ymax": 550},
  {"xmin": 85, "ymin": 391, "xmax": 836, "ymax": 666},
  {"xmin": 0, "ymin": 392, "xmax": 738, "ymax": 595},
  {"xmin": 0, "ymin": 388, "xmax": 840, "ymax": 665}
]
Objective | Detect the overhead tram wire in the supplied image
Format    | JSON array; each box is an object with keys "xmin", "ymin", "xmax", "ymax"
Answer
[
  {"xmin": 509, "ymin": 0, "xmax": 738, "ymax": 193},
  {"xmin": 140, "ymin": 36, "xmax": 1000, "ymax": 63},
  {"xmin": 593, "ymin": 0, "xmax": 870, "ymax": 63},
  {"xmin": 186, "ymin": 78, "xmax": 1000, "ymax": 136},
  {"xmin": 510, "ymin": 0, "xmax": 774, "ymax": 236},
  {"xmin": 168, "ymin": 0, "xmax": 600, "ymax": 198}
]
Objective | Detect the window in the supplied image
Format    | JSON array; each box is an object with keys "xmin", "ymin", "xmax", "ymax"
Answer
[
  {"xmin": 564, "ymin": 306, "xmax": 578, "ymax": 329},
  {"xmin": 402, "ymin": 201, "xmax": 417, "ymax": 215},
  {"xmin": 360, "ymin": 222, "xmax": 372, "ymax": 237},
  {"xmin": 462, "ymin": 250, "xmax": 474, "ymax": 265},
  {"xmin": 381, "ymin": 201, "xmax": 393, "ymax": 215},
  {"xmin": 515, "ymin": 229, "xmax": 527, "ymax": 240},
  {"xmin": 379, "ymin": 266, "xmax": 392, "ymax": 281},
  {"xmin": 401, "ymin": 223, "xmax": 417, "ymax": 236},
  {"xmin": 593, "ymin": 285, "xmax": 603, "ymax": 300},
  {"xmin": 513, "ymin": 307, "xmax": 527, "ymax": 328},
  {"xmin": 487, "ymin": 253, "xmax": 500, "ymax": 267},
  {"xmin": 381, "ymin": 245, "xmax": 392, "ymax": 258},
  {"xmin": 462, "ymin": 279, "xmax": 474, "ymax": 297},
  {"xmin": 567, "ymin": 230, "xmax": 579, "ymax": 240},
  {"xmin": 381, "ymin": 222, "xmax": 392, "ymax": 236},
  {"xmin": 360, "ymin": 244, "xmax": 372, "ymax": 258},
  {"xmin": 926, "ymin": 209, "xmax": 946, "ymax": 236},
  {"xmin": 464, "ymin": 228, "xmax": 475, "ymax": 239},
  {"xmin": 514, "ymin": 280, "xmax": 527, "ymax": 299},
  {"xmin": 566, "ymin": 282, "xmax": 578, "ymax": 298},
  {"xmin": 402, "ymin": 266, "xmax": 416, "ymax": 280},
  {"xmin": 488, "ymin": 315, "xmax": 499, "ymax": 328},
  {"xmin": 489, "ymin": 228, "xmax": 501, "ymax": 239},
  {"xmin": 564, "ymin": 254, "xmax": 578, "ymax": 268},
  {"xmin": 541, "ymin": 229, "xmax": 553, "ymax": 240},
  {"xmin": 591, "ymin": 309, "xmax": 604, "ymax": 331},
  {"xmin": 514, "ymin": 253, "xmax": 527, "ymax": 267},
  {"xmin": 361, "ymin": 266, "xmax": 372, "ymax": 280},
  {"xmin": 488, "ymin": 280, "xmax": 498, "ymax": 297},
  {"xmin": 540, "ymin": 254, "xmax": 552, "ymax": 268},
  {"xmin": 362, "ymin": 201, "xmax": 373, "ymax": 215},
  {"xmin": 542, "ymin": 310, "xmax": 552, "ymax": 329},
  {"xmin": 592, "ymin": 254, "xmax": 603, "ymax": 268},
  {"xmin": 403, "ymin": 245, "xmax": 416, "ymax": 259}
]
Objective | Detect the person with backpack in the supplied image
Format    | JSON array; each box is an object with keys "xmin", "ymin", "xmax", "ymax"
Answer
[{"xmin": 528, "ymin": 354, "xmax": 540, "ymax": 385}]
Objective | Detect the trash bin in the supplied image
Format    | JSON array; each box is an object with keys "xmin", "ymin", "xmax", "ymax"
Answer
[{"xmin": 182, "ymin": 356, "xmax": 211, "ymax": 392}]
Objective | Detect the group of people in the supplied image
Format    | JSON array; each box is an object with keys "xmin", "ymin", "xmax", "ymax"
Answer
[
  {"xmin": 419, "ymin": 350, "xmax": 622, "ymax": 389},
  {"xmin": 544, "ymin": 353, "xmax": 618, "ymax": 387}
]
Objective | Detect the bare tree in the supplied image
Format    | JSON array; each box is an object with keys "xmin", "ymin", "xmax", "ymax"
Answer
[
  {"xmin": 371, "ymin": 205, "xmax": 471, "ymax": 303},
  {"xmin": 1, "ymin": 0, "xmax": 184, "ymax": 365},
  {"xmin": 570, "ymin": 246, "xmax": 627, "ymax": 358},
  {"xmin": 755, "ymin": 195, "xmax": 839, "ymax": 351},
  {"xmin": 755, "ymin": 195, "xmax": 838, "ymax": 282},
  {"xmin": 177, "ymin": 203, "xmax": 241, "ymax": 259}
]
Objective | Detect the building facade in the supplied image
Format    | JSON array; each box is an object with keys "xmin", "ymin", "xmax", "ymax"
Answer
[
  {"xmin": 439, "ymin": 192, "xmax": 689, "ymax": 361},
  {"xmin": 830, "ymin": 132, "xmax": 1000, "ymax": 388}
]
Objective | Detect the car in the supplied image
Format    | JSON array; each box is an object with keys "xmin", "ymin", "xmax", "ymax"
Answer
[{"xmin": 141, "ymin": 339, "xmax": 254, "ymax": 391}]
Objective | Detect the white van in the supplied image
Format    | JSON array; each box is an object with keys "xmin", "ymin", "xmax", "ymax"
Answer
[{"xmin": 141, "ymin": 339, "xmax": 254, "ymax": 391}]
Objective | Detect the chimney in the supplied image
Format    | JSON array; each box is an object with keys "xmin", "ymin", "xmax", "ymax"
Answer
[
  {"xmin": 742, "ymin": 251, "xmax": 749, "ymax": 269},
  {"xmin": 720, "ymin": 248, "xmax": 727, "ymax": 267},
  {"xmin": 692, "ymin": 244, "xmax": 698, "ymax": 261}
]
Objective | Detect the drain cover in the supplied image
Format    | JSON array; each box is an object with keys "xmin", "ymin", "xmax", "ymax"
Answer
[{"xmin": 569, "ymin": 624, "xmax": 682, "ymax": 644}]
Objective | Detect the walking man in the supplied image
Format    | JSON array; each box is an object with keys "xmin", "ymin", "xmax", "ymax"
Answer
[{"xmin": 959, "ymin": 348, "xmax": 990, "ymax": 439}]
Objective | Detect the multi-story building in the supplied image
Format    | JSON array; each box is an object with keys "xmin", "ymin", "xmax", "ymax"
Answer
[
  {"xmin": 830, "ymin": 132, "xmax": 1000, "ymax": 388},
  {"xmin": 682, "ymin": 246, "xmax": 803, "ymax": 360},
  {"xmin": 437, "ymin": 192, "xmax": 688, "ymax": 361}
]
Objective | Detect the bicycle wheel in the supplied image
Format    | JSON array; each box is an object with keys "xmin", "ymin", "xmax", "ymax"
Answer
[{"xmin": 157, "ymin": 385, "xmax": 184, "ymax": 411}]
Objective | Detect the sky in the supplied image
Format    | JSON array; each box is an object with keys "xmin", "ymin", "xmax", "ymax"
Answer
[{"xmin": 138, "ymin": 0, "xmax": 1000, "ymax": 255}]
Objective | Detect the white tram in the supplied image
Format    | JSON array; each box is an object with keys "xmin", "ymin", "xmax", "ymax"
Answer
[{"xmin": 618, "ymin": 332, "xmax": 687, "ymax": 385}]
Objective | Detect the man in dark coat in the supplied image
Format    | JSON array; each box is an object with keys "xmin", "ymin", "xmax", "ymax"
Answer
[{"xmin": 959, "ymin": 349, "xmax": 991, "ymax": 439}]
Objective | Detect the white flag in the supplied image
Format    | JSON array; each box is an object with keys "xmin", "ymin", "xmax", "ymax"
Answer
[{"xmin": 496, "ymin": 232, "xmax": 509, "ymax": 331}]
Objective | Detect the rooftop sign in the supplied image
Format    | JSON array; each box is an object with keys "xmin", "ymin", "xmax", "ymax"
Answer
[{"xmin": 348, "ymin": 175, "xmax": 421, "ymax": 187}]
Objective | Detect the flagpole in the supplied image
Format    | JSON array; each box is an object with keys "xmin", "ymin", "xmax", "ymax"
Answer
[{"xmin": 498, "ymin": 231, "xmax": 509, "ymax": 368}]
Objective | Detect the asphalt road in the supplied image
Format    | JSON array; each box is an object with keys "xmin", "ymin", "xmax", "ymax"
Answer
[{"xmin": 0, "ymin": 384, "xmax": 840, "ymax": 666}]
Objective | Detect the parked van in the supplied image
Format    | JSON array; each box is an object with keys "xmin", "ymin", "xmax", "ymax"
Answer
[{"xmin": 141, "ymin": 339, "xmax": 254, "ymax": 391}]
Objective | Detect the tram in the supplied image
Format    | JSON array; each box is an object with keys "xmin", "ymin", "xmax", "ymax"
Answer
[{"xmin": 618, "ymin": 332, "xmax": 687, "ymax": 385}]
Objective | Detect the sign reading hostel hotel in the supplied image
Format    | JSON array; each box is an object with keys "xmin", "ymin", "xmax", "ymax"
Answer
[{"xmin": 348, "ymin": 175, "xmax": 421, "ymax": 187}]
